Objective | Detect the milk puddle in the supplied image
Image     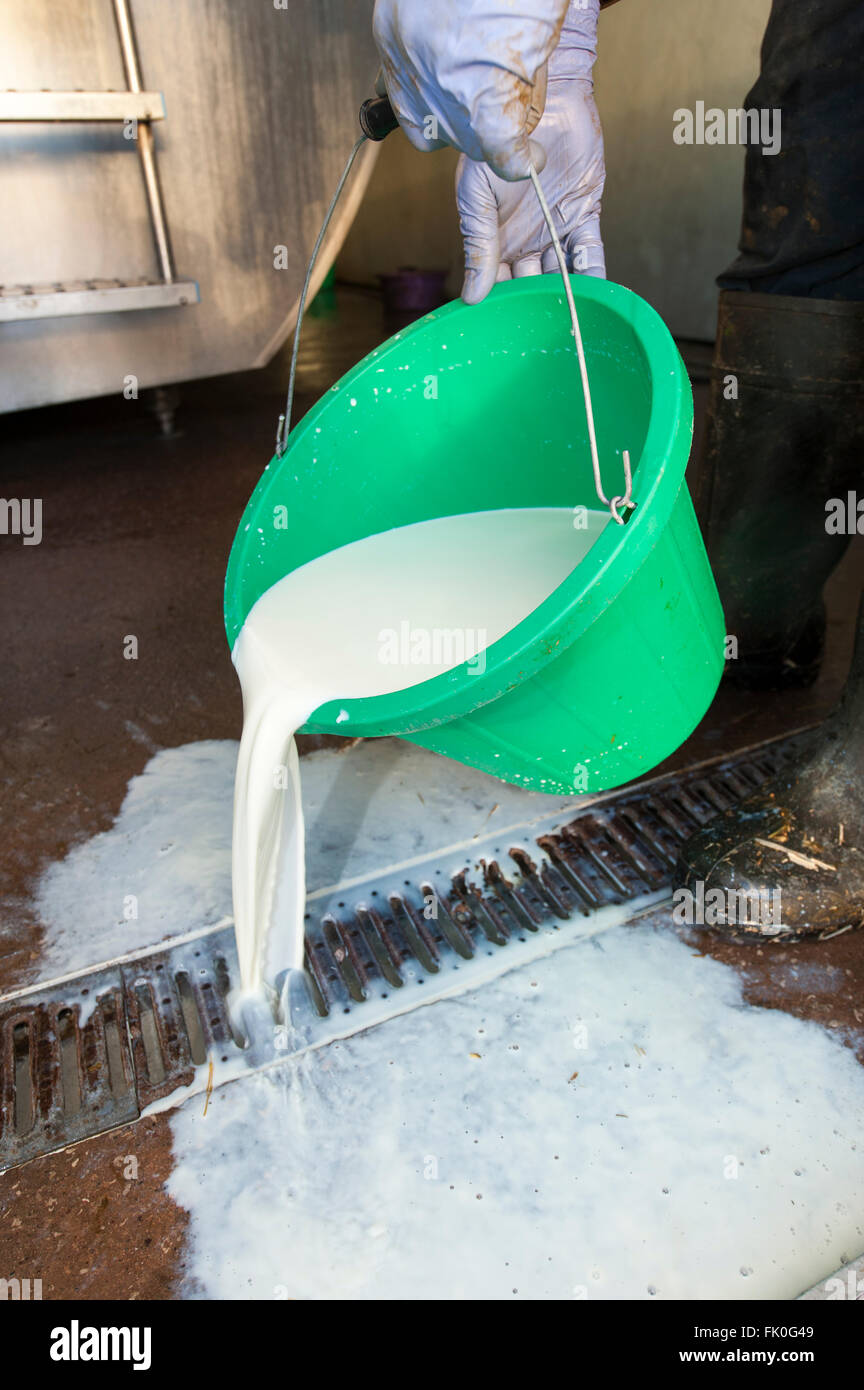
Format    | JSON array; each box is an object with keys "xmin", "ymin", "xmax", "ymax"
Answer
[
  {"xmin": 169, "ymin": 918, "xmax": 864, "ymax": 1301},
  {"xmin": 24, "ymin": 738, "xmax": 864, "ymax": 1299},
  {"xmin": 231, "ymin": 507, "xmax": 608, "ymax": 1003}
]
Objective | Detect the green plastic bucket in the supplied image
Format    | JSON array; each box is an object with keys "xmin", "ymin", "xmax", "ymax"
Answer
[{"xmin": 225, "ymin": 275, "xmax": 724, "ymax": 796}]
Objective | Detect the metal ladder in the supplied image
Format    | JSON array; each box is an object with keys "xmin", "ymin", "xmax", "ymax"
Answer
[{"xmin": 0, "ymin": 0, "xmax": 199, "ymax": 323}]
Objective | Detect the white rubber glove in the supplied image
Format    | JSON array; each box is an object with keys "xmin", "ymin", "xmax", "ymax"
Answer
[
  {"xmin": 457, "ymin": 1, "xmax": 606, "ymax": 304},
  {"xmin": 372, "ymin": 0, "xmax": 572, "ymax": 180}
]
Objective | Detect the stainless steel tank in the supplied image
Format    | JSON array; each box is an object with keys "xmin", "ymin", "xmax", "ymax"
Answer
[{"xmin": 0, "ymin": 0, "xmax": 379, "ymax": 412}]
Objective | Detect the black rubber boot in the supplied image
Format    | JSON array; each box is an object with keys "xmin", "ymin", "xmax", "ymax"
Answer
[
  {"xmin": 691, "ymin": 291, "xmax": 864, "ymax": 690},
  {"xmin": 678, "ymin": 595, "xmax": 864, "ymax": 942}
]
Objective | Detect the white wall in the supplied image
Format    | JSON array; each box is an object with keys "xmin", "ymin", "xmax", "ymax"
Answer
[
  {"xmin": 598, "ymin": 0, "xmax": 772, "ymax": 338},
  {"xmin": 339, "ymin": 0, "xmax": 773, "ymax": 340}
]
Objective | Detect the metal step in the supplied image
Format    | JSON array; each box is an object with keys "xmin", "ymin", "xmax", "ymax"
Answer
[
  {"xmin": 0, "ymin": 732, "xmax": 805, "ymax": 1173},
  {"xmin": 0, "ymin": 90, "xmax": 165, "ymax": 122},
  {"xmin": 0, "ymin": 279, "xmax": 200, "ymax": 322},
  {"xmin": 4, "ymin": 0, "xmax": 198, "ymax": 320}
]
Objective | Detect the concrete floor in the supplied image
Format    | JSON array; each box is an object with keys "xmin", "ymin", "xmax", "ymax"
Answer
[{"xmin": 1, "ymin": 287, "xmax": 863, "ymax": 1298}]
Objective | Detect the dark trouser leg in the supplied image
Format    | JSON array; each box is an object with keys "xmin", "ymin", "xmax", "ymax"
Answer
[
  {"xmin": 694, "ymin": 292, "xmax": 864, "ymax": 689},
  {"xmin": 679, "ymin": 0, "xmax": 864, "ymax": 937},
  {"xmin": 718, "ymin": 0, "xmax": 864, "ymax": 302},
  {"xmin": 692, "ymin": 0, "xmax": 864, "ymax": 685}
]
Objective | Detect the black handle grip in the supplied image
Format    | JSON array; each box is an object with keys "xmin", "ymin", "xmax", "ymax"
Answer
[{"xmin": 359, "ymin": 95, "xmax": 400, "ymax": 142}]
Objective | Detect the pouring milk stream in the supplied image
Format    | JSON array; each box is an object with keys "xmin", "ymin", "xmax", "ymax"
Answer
[{"xmin": 231, "ymin": 505, "xmax": 609, "ymax": 1009}]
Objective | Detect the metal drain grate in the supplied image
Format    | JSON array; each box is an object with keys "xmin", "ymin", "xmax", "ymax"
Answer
[{"xmin": 0, "ymin": 733, "xmax": 804, "ymax": 1171}]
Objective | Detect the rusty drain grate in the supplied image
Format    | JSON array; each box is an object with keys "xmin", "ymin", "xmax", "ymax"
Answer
[{"xmin": 0, "ymin": 733, "xmax": 804, "ymax": 1172}]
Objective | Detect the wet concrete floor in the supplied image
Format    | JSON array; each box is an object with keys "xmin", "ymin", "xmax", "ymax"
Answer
[{"xmin": 1, "ymin": 288, "xmax": 862, "ymax": 1297}]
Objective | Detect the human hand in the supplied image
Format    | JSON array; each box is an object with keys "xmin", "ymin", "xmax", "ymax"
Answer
[{"xmin": 372, "ymin": 0, "xmax": 573, "ymax": 180}]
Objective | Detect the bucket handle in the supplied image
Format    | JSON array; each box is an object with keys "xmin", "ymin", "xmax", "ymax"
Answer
[
  {"xmin": 276, "ymin": 135, "xmax": 369, "ymax": 458},
  {"xmin": 274, "ymin": 136, "xmax": 637, "ymax": 529},
  {"xmin": 529, "ymin": 165, "xmax": 636, "ymax": 527}
]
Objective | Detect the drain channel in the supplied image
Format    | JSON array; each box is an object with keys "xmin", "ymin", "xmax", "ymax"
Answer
[{"xmin": 0, "ymin": 733, "xmax": 803, "ymax": 1172}]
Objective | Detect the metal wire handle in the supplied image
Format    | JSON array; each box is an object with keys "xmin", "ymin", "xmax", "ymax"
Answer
[
  {"xmin": 276, "ymin": 136, "xmax": 636, "ymax": 531},
  {"xmin": 528, "ymin": 164, "xmax": 635, "ymax": 526},
  {"xmin": 276, "ymin": 134, "xmax": 369, "ymax": 457}
]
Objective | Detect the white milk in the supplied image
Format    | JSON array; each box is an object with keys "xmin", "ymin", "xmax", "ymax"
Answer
[
  {"xmin": 28, "ymin": 738, "xmax": 864, "ymax": 1300},
  {"xmin": 231, "ymin": 506, "xmax": 609, "ymax": 1001}
]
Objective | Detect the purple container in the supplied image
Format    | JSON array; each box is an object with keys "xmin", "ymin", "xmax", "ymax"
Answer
[{"xmin": 379, "ymin": 267, "xmax": 448, "ymax": 316}]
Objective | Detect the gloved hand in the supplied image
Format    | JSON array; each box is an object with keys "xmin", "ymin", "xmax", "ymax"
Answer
[
  {"xmin": 457, "ymin": 2, "xmax": 606, "ymax": 303},
  {"xmin": 372, "ymin": 0, "xmax": 572, "ymax": 180}
]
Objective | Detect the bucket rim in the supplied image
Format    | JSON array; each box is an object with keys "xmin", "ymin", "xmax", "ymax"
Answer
[{"xmin": 224, "ymin": 275, "xmax": 693, "ymax": 738}]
